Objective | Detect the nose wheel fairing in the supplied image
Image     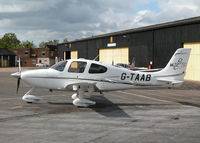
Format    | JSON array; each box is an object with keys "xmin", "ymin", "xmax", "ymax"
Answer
[
  {"xmin": 22, "ymin": 88, "xmax": 41, "ymax": 103},
  {"xmin": 22, "ymin": 95, "xmax": 40, "ymax": 103}
]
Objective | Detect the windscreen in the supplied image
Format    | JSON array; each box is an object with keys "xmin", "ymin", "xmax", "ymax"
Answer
[{"xmin": 50, "ymin": 61, "xmax": 68, "ymax": 72}]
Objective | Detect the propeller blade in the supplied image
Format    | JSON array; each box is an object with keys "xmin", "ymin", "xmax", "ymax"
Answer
[
  {"xmin": 13, "ymin": 57, "xmax": 22, "ymax": 94},
  {"xmin": 18, "ymin": 57, "xmax": 21, "ymax": 73},
  {"xmin": 17, "ymin": 77, "xmax": 21, "ymax": 94}
]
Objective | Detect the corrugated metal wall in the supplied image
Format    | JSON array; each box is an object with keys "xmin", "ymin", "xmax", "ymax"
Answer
[{"xmin": 154, "ymin": 23, "xmax": 200, "ymax": 68}]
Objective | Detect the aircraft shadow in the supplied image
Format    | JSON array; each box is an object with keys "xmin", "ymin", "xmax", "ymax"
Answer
[
  {"xmin": 48, "ymin": 97, "xmax": 131, "ymax": 118},
  {"xmin": 47, "ymin": 98, "xmax": 173, "ymax": 118},
  {"xmin": 89, "ymin": 96, "xmax": 131, "ymax": 118},
  {"xmin": 48, "ymin": 102, "xmax": 73, "ymax": 105}
]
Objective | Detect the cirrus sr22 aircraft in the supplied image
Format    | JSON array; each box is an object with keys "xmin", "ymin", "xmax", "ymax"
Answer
[{"xmin": 11, "ymin": 48, "xmax": 191, "ymax": 107}]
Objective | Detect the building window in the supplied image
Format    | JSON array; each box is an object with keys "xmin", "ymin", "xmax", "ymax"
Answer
[
  {"xmin": 32, "ymin": 60, "xmax": 36, "ymax": 64},
  {"xmin": 31, "ymin": 54, "xmax": 36, "ymax": 57},
  {"xmin": 24, "ymin": 51, "xmax": 29, "ymax": 55},
  {"xmin": 41, "ymin": 51, "xmax": 46, "ymax": 56}
]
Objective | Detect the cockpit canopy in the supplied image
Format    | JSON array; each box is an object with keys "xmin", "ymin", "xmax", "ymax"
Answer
[{"xmin": 50, "ymin": 60, "xmax": 107, "ymax": 74}]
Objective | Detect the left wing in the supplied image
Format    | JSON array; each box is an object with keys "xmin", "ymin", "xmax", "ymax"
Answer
[
  {"xmin": 157, "ymin": 78, "xmax": 183, "ymax": 85},
  {"xmin": 65, "ymin": 82, "xmax": 100, "ymax": 92}
]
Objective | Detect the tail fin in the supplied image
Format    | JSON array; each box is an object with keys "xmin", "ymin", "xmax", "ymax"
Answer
[{"xmin": 157, "ymin": 48, "xmax": 191, "ymax": 84}]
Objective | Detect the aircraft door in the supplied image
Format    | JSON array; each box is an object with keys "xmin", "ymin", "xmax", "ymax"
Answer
[{"xmin": 68, "ymin": 61, "xmax": 87, "ymax": 75}]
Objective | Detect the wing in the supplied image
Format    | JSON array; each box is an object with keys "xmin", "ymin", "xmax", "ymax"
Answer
[{"xmin": 65, "ymin": 82, "xmax": 100, "ymax": 92}]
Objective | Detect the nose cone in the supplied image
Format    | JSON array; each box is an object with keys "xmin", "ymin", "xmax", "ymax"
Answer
[
  {"xmin": 19, "ymin": 69, "xmax": 48, "ymax": 87},
  {"xmin": 21, "ymin": 69, "xmax": 47, "ymax": 78},
  {"xmin": 11, "ymin": 72, "xmax": 21, "ymax": 78}
]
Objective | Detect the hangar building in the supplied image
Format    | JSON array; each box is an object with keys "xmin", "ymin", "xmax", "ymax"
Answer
[
  {"xmin": 57, "ymin": 17, "xmax": 200, "ymax": 81},
  {"xmin": 0, "ymin": 48, "xmax": 16, "ymax": 67}
]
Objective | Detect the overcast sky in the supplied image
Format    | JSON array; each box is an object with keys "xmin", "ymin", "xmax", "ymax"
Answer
[{"xmin": 0, "ymin": 0, "xmax": 200, "ymax": 45}]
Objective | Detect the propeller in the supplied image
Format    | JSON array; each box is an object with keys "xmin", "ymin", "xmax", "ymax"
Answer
[
  {"xmin": 17, "ymin": 77, "xmax": 21, "ymax": 94},
  {"xmin": 16, "ymin": 57, "xmax": 21, "ymax": 94},
  {"xmin": 11, "ymin": 57, "xmax": 22, "ymax": 94}
]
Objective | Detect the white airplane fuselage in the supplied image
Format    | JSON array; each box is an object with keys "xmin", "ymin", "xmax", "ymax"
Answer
[
  {"xmin": 21, "ymin": 63, "xmax": 157, "ymax": 91},
  {"xmin": 20, "ymin": 57, "xmax": 186, "ymax": 91}
]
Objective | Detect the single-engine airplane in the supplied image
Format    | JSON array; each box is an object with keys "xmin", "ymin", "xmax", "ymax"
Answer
[{"xmin": 11, "ymin": 48, "xmax": 191, "ymax": 107}]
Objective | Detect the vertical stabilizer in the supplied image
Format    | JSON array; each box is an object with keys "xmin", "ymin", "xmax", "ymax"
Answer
[{"xmin": 158, "ymin": 48, "xmax": 191, "ymax": 82}]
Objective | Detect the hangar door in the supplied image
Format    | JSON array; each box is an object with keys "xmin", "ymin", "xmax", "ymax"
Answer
[
  {"xmin": 99, "ymin": 48, "xmax": 129, "ymax": 65},
  {"xmin": 184, "ymin": 43, "xmax": 200, "ymax": 81},
  {"xmin": 71, "ymin": 51, "xmax": 78, "ymax": 59}
]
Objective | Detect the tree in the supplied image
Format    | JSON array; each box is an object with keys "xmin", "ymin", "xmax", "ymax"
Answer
[
  {"xmin": 39, "ymin": 41, "xmax": 46, "ymax": 49},
  {"xmin": 63, "ymin": 38, "xmax": 68, "ymax": 43},
  {"xmin": 0, "ymin": 33, "xmax": 21, "ymax": 49},
  {"xmin": 39, "ymin": 40, "xmax": 59, "ymax": 48},
  {"xmin": 21, "ymin": 41, "xmax": 35, "ymax": 48},
  {"xmin": 49, "ymin": 40, "xmax": 59, "ymax": 45}
]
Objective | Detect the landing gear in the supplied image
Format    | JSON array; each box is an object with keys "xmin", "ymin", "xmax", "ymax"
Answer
[
  {"xmin": 71, "ymin": 93, "xmax": 78, "ymax": 100},
  {"xmin": 71, "ymin": 86, "xmax": 96, "ymax": 107},
  {"xmin": 22, "ymin": 88, "xmax": 41, "ymax": 103},
  {"xmin": 73, "ymin": 97, "xmax": 96, "ymax": 107}
]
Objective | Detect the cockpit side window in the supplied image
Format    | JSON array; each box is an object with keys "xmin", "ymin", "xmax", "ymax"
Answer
[
  {"xmin": 89, "ymin": 63, "xmax": 107, "ymax": 74},
  {"xmin": 51, "ymin": 61, "xmax": 67, "ymax": 72},
  {"xmin": 68, "ymin": 61, "xmax": 87, "ymax": 73}
]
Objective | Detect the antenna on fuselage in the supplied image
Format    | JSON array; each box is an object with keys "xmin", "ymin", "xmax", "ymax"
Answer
[{"xmin": 93, "ymin": 55, "xmax": 99, "ymax": 61}]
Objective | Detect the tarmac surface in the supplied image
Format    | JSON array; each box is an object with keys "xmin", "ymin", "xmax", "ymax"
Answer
[{"xmin": 0, "ymin": 67, "xmax": 200, "ymax": 143}]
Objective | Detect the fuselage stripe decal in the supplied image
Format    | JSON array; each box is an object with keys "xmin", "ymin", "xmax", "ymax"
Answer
[{"xmin": 26, "ymin": 76, "xmax": 147, "ymax": 86}]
